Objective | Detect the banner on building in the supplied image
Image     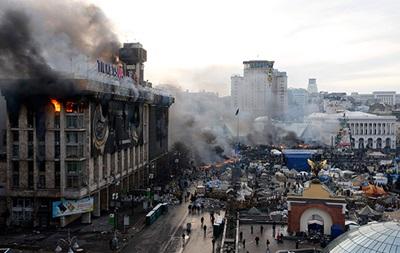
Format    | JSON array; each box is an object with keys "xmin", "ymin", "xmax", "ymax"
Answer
[{"xmin": 52, "ymin": 197, "xmax": 94, "ymax": 218}]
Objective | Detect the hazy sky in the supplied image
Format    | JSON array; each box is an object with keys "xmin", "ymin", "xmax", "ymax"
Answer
[{"xmin": 92, "ymin": 0, "xmax": 400, "ymax": 96}]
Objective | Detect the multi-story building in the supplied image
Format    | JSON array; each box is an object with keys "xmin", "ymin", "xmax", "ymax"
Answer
[
  {"xmin": 230, "ymin": 60, "xmax": 287, "ymax": 120},
  {"xmin": 373, "ymin": 91, "xmax": 396, "ymax": 106},
  {"xmin": 0, "ymin": 43, "xmax": 174, "ymax": 227},
  {"xmin": 307, "ymin": 78, "xmax": 318, "ymax": 94}
]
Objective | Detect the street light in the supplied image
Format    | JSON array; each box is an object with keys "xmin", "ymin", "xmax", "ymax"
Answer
[{"xmin": 55, "ymin": 229, "xmax": 81, "ymax": 253}]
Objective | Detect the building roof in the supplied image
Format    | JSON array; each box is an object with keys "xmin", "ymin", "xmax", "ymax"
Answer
[
  {"xmin": 308, "ymin": 110, "xmax": 397, "ymax": 121},
  {"xmin": 324, "ymin": 221, "xmax": 400, "ymax": 253},
  {"xmin": 288, "ymin": 180, "xmax": 345, "ymax": 202}
]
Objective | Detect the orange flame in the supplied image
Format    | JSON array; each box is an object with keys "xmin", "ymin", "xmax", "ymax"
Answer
[{"xmin": 50, "ymin": 99, "xmax": 61, "ymax": 112}]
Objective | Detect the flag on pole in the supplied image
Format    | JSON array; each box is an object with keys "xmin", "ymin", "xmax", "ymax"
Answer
[{"xmin": 235, "ymin": 108, "xmax": 239, "ymax": 115}]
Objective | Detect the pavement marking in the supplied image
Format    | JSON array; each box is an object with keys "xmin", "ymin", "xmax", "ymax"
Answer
[{"xmin": 160, "ymin": 209, "xmax": 189, "ymax": 253}]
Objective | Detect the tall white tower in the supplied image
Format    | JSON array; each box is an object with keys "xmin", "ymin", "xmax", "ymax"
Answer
[{"xmin": 307, "ymin": 78, "xmax": 318, "ymax": 93}]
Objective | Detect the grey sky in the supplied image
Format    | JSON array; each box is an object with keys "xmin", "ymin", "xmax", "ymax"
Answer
[{"xmin": 93, "ymin": 0, "xmax": 400, "ymax": 96}]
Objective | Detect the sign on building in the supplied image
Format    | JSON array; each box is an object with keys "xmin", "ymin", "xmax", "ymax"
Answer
[{"xmin": 52, "ymin": 197, "xmax": 94, "ymax": 218}]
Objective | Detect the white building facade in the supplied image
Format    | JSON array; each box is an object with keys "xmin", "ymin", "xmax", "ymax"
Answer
[
  {"xmin": 305, "ymin": 111, "xmax": 397, "ymax": 150},
  {"xmin": 347, "ymin": 112, "xmax": 397, "ymax": 150},
  {"xmin": 373, "ymin": 91, "xmax": 396, "ymax": 106}
]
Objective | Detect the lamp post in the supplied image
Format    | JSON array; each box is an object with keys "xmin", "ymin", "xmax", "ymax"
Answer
[{"xmin": 55, "ymin": 229, "xmax": 81, "ymax": 253}]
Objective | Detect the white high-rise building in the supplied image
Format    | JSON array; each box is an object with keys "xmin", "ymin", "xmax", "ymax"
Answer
[
  {"xmin": 307, "ymin": 78, "xmax": 318, "ymax": 94},
  {"xmin": 230, "ymin": 60, "xmax": 287, "ymax": 120}
]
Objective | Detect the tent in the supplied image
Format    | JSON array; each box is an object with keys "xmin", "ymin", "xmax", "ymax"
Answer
[
  {"xmin": 362, "ymin": 184, "xmax": 387, "ymax": 197},
  {"xmin": 358, "ymin": 205, "xmax": 381, "ymax": 217}
]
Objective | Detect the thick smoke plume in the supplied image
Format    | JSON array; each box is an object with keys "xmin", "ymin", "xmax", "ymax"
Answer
[
  {"xmin": 160, "ymin": 84, "xmax": 305, "ymax": 165},
  {"xmin": 0, "ymin": 0, "xmax": 119, "ymax": 83}
]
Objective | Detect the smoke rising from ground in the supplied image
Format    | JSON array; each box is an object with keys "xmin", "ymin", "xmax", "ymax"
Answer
[{"xmin": 160, "ymin": 84, "xmax": 306, "ymax": 164}]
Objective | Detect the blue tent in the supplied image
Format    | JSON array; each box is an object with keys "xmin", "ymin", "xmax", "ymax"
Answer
[{"xmin": 282, "ymin": 149, "xmax": 319, "ymax": 171}]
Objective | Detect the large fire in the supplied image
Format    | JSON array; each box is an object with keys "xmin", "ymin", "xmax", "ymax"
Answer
[{"xmin": 50, "ymin": 99, "xmax": 61, "ymax": 112}]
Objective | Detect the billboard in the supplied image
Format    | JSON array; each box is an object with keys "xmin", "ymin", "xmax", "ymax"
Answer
[{"xmin": 52, "ymin": 197, "xmax": 94, "ymax": 218}]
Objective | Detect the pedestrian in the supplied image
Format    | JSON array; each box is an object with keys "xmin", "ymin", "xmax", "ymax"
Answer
[
  {"xmin": 201, "ymin": 216, "xmax": 204, "ymax": 225},
  {"xmin": 239, "ymin": 231, "xmax": 243, "ymax": 241},
  {"xmin": 212, "ymin": 238, "xmax": 216, "ymax": 250},
  {"xmin": 260, "ymin": 225, "xmax": 264, "ymax": 234},
  {"xmin": 182, "ymin": 233, "xmax": 186, "ymax": 246},
  {"xmin": 296, "ymin": 240, "xmax": 300, "ymax": 249},
  {"xmin": 242, "ymin": 238, "xmax": 246, "ymax": 248},
  {"xmin": 251, "ymin": 225, "xmax": 253, "ymax": 234},
  {"xmin": 203, "ymin": 224, "xmax": 207, "ymax": 236},
  {"xmin": 255, "ymin": 236, "xmax": 260, "ymax": 246},
  {"xmin": 266, "ymin": 239, "xmax": 270, "ymax": 248}
]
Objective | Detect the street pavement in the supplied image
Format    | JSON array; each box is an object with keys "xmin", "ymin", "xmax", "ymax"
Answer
[
  {"xmin": 238, "ymin": 224, "xmax": 322, "ymax": 253},
  {"xmin": 122, "ymin": 201, "xmax": 190, "ymax": 253},
  {"xmin": 182, "ymin": 211, "xmax": 222, "ymax": 253}
]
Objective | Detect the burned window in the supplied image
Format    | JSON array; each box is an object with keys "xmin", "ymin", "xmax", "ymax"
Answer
[
  {"xmin": 27, "ymin": 109, "xmax": 34, "ymax": 128},
  {"xmin": 65, "ymin": 102, "xmax": 84, "ymax": 114},
  {"xmin": 38, "ymin": 175, "xmax": 46, "ymax": 189},
  {"xmin": 12, "ymin": 161, "xmax": 19, "ymax": 188},
  {"xmin": 54, "ymin": 131, "xmax": 60, "ymax": 159},
  {"xmin": 12, "ymin": 131, "xmax": 19, "ymax": 142},
  {"xmin": 28, "ymin": 161, "xmax": 34, "ymax": 189},
  {"xmin": 38, "ymin": 161, "xmax": 45, "ymax": 172},
  {"xmin": 54, "ymin": 114, "xmax": 60, "ymax": 128},
  {"xmin": 55, "ymin": 161, "xmax": 60, "ymax": 188}
]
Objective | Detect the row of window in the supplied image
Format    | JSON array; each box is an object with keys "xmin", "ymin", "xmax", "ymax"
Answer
[{"xmin": 12, "ymin": 161, "xmax": 61, "ymax": 189}]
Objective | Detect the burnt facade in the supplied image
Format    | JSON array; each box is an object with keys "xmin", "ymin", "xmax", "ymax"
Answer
[{"xmin": 0, "ymin": 45, "xmax": 173, "ymax": 227}]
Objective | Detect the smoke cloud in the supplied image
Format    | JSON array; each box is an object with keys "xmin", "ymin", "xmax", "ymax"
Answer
[{"xmin": 0, "ymin": 0, "xmax": 119, "ymax": 82}]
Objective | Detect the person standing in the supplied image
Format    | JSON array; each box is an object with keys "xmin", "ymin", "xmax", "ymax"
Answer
[
  {"xmin": 239, "ymin": 231, "xmax": 243, "ymax": 241},
  {"xmin": 201, "ymin": 216, "xmax": 204, "ymax": 225},
  {"xmin": 255, "ymin": 236, "xmax": 260, "ymax": 246},
  {"xmin": 242, "ymin": 238, "xmax": 246, "ymax": 248},
  {"xmin": 251, "ymin": 225, "xmax": 253, "ymax": 234},
  {"xmin": 260, "ymin": 225, "xmax": 264, "ymax": 234},
  {"xmin": 266, "ymin": 239, "xmax": 270, "ymax": 249},
  {"xmin": 203, "ymin": 224, "xmax": 207, "ymax": 236}
]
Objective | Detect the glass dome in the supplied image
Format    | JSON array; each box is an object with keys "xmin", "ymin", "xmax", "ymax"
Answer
[{"xmin": 324, "ymin": 221, "xmax": 400, "ymax": 253}]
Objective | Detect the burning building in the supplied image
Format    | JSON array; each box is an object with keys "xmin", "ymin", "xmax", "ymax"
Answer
[{"xmin": 0, "ymin": 43, "xmax": 174, "ymax": 227}]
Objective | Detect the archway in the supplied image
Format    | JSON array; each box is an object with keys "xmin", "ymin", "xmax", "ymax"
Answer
[
  {"xmin": 300, "ymin": 208, "xmax": 333, "ymax": 235},
  {"xmin": 358, "ymin": 138, "xmax": 364, "ymax": 149},
  {"xmin": 376, "ymin": 138, "xmax": 382, "ymax": 149},
  {"xmin": 385, "ymin": 138, "xmax": 391, "ymax": 149},
  {"xmin": 367, "ymin": 138, "xmax": 373, "ymax": 149}
]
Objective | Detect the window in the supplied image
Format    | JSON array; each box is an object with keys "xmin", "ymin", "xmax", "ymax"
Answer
[
  {"xmin": 66, "ymin": 161, "xmax": 83, "ymax": 188},
  {"xmin": 12, "ymin": 131, "xmax": 19, "ymax": 142},
  {"xmin": 54, "ymin": 131, "xmax": 60, "ymax": 159},
  {"xmin": 38, "ymin": 161, "xmax": 45, "ymax": 172},
  {"xmin": 55, "ymin": 161, "xmax": 60, "ymax": 188},
  {"xmin": 66, "ymin": 115, "xmax": 83, "ymax": 129},
  {"xmin": 38, "ymin": 175, "xmax": 45, "ymax": 189},
  {"xmin": 28, "ymin": 161, "xmax": 34, "ymax": 189},
  {"xmin": 12, "ymin": 144, "xmax": 19, "ymax": 159},
  {"xmin": 12, "ymin": 161, "xmax": 19, "ymax": 188},
  {"xmin": 66, "ymin": 132, "xmax": 84, "ymax": 158},
  {"xmin": 54, "ymin": 114, "xmax": 60, "ymax": 129},
  {"xmin": 27, "ymin": 109, "xmax": 34, "ymax": 128}
]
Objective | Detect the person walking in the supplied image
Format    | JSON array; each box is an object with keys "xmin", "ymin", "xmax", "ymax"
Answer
[
  {"xmin": 239, "ymin": 231, "xmax": 243, "ymax": 241},
  {"xmin": 251, "ymin": 225, "xmax": 253, "ymax": 234},
  {"xmin": 266, "ymin": 239, "xmax": 270, "ymax": 249},
  {"xmin": 201, "ymin": 216, "xmax": 204, "ymax": 225},
  {"xmin": 203, "ymin": 224, "xmax": 207, "ymax": 236},
  {"xmin": 255, "ymin": 236, "xmax": 260, "ymax": 246},
  {"xmin": 260, "ymin": 225, "xmax": 264, "ymax": 234},
  {"xmin": 242, "ymin": 238, "xmax": 246, "ymax": 248}
]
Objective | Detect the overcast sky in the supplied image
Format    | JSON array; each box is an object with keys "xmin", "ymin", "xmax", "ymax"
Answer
[{"xmin": 92, "ymin": 0, "xmax": 400, "ymax": 96}]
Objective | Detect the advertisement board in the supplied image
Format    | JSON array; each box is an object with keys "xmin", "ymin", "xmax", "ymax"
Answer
[{"xmin": 52, "ymin": 197, "xmax": 94, "ymax": 218}]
